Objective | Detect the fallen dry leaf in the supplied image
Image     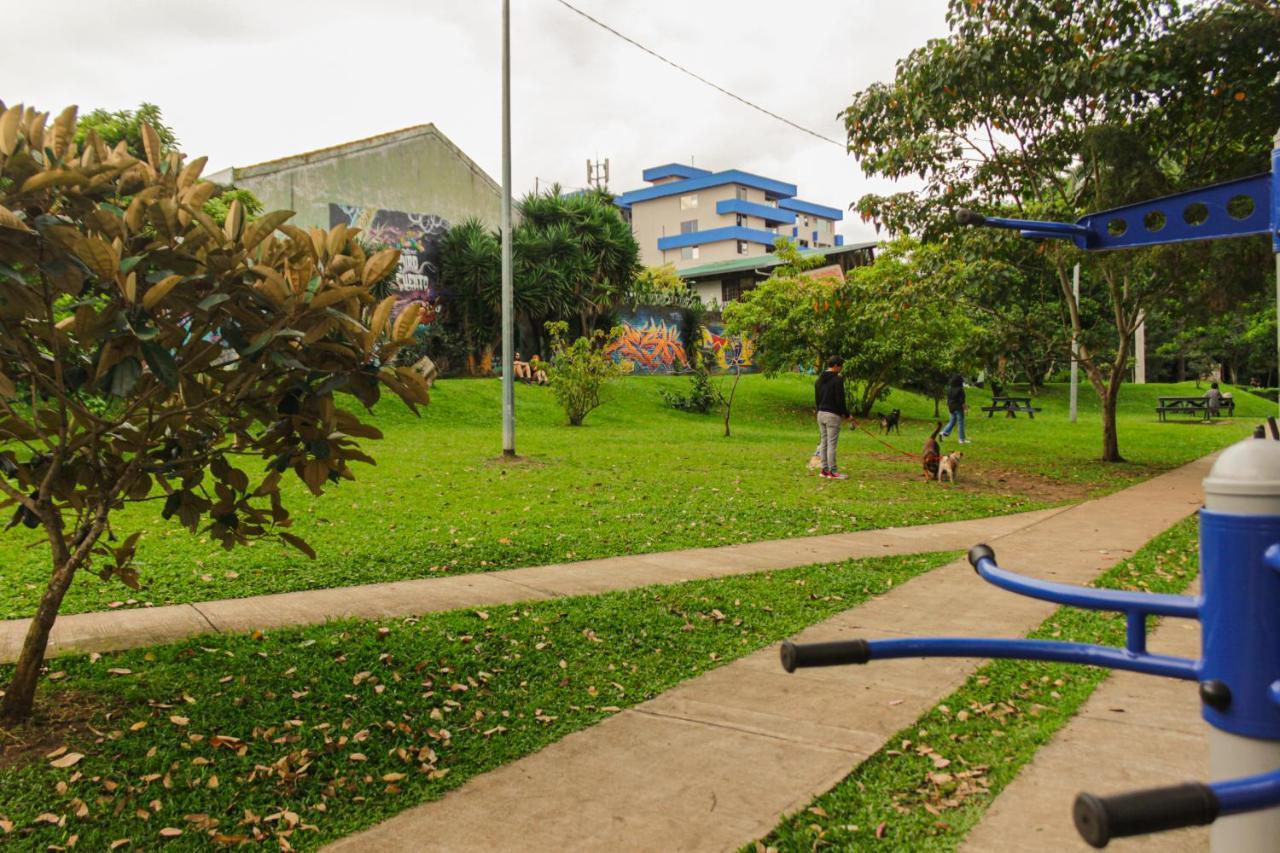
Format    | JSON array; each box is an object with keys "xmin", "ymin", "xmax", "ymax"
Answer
[
  {"xmin": 109, "ymin": 841, "xmax": 130, "ymax": 850},
  {"xmin": 50, "ymin": 752, "xmax": 84, "ymax": 769},
  {"xmin": 158, "ymin": 827, "xmax": 183, "ymax": 838},
  {"xmin": 107, "ymin": 668, "xmax": 132, "ymax": 676},
  {"xmin": 169, "ymin": 716, "xmax": 189, "ymax": 727}
]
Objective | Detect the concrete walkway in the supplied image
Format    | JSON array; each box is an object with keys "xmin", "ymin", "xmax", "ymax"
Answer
[
  {"xmin": 324, "ymin": 455, "xmax": 1212, "ymax": 853},
  {"xmin": 0, "ymin": 508, "xmax": 1065, "ymax": 663},
  {"xmin": 962, "ymin": 616, "xmax": 1207, "ymax": 852}
]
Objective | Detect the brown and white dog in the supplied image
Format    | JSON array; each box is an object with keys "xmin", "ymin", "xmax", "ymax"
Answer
[
  {"xmin": 922, "ymin": 423, "xmax": 942, "ymax": 481},
  {"xmin": 938, "ymin": 451, "xmax": 963, "ymax": 483}
]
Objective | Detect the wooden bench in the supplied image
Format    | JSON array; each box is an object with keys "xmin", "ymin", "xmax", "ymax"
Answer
[
  {"xmin": 981, "ymin": 396, "xmax": 1042, "ymax": 418},
  {"xmin": 1156, "ymin": 395, "xmax": 1235, "ymax": 422}
]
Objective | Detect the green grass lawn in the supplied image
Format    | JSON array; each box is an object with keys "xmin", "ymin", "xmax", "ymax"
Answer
[
  {"xmin": 754, "ymin": 516, "xmax": 1200, "ymax": 852},
  {"xmin": 0, "ymin": 374, "xmax": 1264, "ymax": 620},
  {"xmin": 0, "ymin": 550, "xmax": 956, "ymax": 850}
]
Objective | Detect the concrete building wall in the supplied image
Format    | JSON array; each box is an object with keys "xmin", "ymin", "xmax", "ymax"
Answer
[{"xmin": 219, "ymin": 126, "xmax": 501, "ymax": 232}]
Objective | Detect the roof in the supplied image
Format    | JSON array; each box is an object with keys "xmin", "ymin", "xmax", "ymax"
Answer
[
  {"xmin": 615, "ymin": 169, "xmax": 798, "ymax": 208},
  {"xmin": 677, "ymin": 241, "xmax": 877, "ymax": 280},
  {"xmin": 222, "ymin": 124, "xmax": 501, "ymax": 197},
  {"xmin": 642, "ymin": 163, "xmax": 712, "ymax": 182}
]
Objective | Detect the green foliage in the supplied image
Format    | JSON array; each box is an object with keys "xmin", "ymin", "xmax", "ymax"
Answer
[
  {"xmin": 0, "ymin": 100, "xmax": 429, "ymax": 720},
  {"xmin": 544, "ymin": 320, "xmax": 628, "ymax": 425},
  {"xmin": 724, "ymin": 238, "xmax": 976, "ymax": 414},
  {"xmin": 843, "ymin": 0, "xmax": 1280, "ymax": 460},
  {"xmin": 659, "ymin": 364, "xmax": 723, "ymax": 414},
  {"xmin": 73, "ymin": 102, "xmax": 177, "ymax": 161},
  {"xmin": 436, "ymin": 190, "xmax": 640, "ymax": 372},
  {"xmin": 202, "ymin": 186, "xmax": 264, "ymax": 227}
]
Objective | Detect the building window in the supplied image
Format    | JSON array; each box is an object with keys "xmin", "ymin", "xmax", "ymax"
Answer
[
  {"xmin": 681, "ymin": 246, "xmax": 700, "ymax": 261},
  {"xmin": 680, "ymin": 194, "xmax": 698, "ymax": 210},
  {"xmin": 736, "ymin": 240, "xmax": 748, "ymax": 255},
  {"xmin": 736, "ymin": 186, "xmax": 748, "ymax": 201},
  {"xmin": 680, "ymin": 219, "xmax": 698, "ymax": 235},
  {"xmin": 722, "ymin": 277, "xmax": 757, "ymax": 303},
  {"xmin": 799, "ymin": 239, "xmax": 810, "ymax": 248},
  {"xmin": 802, "ymin": 215, "xmax": 810, "ymax": 227},
  {"xmin": 736, "ymin": 213, "xmax": 746, "ymax": 227}
]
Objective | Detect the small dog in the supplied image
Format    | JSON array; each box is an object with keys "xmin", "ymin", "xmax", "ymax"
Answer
[
  {"xmin": 878, "ymin": 409, "xmax": 902, "ymax": 434},
  {"xmin": 922, "ymin": 423, "xmax": 942, "ymax": 481},
  {"xmin": 938, "ymin": 451, "xmax": 963, "ymax": 483}
]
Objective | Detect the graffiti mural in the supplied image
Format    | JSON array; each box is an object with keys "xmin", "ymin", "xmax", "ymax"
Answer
[
  {"xmin": 606, "ymin": 309, "xmax": 756, "ymax": 374},
  {"xmin": 328, "ymin": 204, "xmax": 448, "ymax": 320},
  {"xmin": 607, "ymin": 309, "xmax": 688, "ymax": 374},
  {"xmin": 702, "ymin": 321, "xmax": 756, "ymax": 372}
]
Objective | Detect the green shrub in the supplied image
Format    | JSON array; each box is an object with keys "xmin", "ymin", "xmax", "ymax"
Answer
[
  {"xmin": 660, "ymin": 365, "xmax": 723, "ymax": 414},
  {"xmin": 544, "ymin": 320, "xmax": 627, "ymax": 425}
]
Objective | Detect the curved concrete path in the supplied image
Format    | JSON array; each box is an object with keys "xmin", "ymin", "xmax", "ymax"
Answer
[
  {"xmin": 324, "ymin": 455, "xmax": 1212, "ymax": 853},
  {"xmin": 0, "ymin": 507, "xmax": 1065, "ymax": 663}
]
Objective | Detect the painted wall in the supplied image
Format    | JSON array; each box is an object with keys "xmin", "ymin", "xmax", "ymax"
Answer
[
  {"xmin": 226, "ymin": 127, "xmax": 501, "ymax": 233},
  {"xmin": 328, "ymin": 204, "xmax": 448, "ymax": 320},
  {"xmin": 606, "ymin": 307, "xmax": 756, "ymax": 374}
]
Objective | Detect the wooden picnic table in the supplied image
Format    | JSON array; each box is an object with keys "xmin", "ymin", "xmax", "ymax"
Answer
[
  {"xmin": 1156, "ymin": 395, "xmax": 1235, "ymax": 421},
  {"xmin": 982, "ymin": 396, "xmax": 1040, "ymax": 418}
]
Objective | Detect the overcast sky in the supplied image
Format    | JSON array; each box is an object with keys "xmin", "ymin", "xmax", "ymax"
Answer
[{"xmin": 1, "ymin": 0, "xmax": 950, "ymax": 243}]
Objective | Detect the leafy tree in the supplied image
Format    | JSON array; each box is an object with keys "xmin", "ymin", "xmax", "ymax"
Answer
[
  {"xmin": 0, "ymin": 103, "xmax": 429, "ymax": 722},
  {"xmin": 74, "ymin": 102, "xmax": 177, "ymax": 161},
  {"xmin": 436, "ymin": 189, "xmax": 640, "ymax": 373},
  {"xmin": 518, "ymin": 187, "xmax": 640, "ymax": 336},
  {"xmin": 845, "ymin": 0, "xmax": 1280, "ymax": 461},
  {"xmin": 724, "ymin": 239, "xmax": 974, "ymax": 416},
  {"xmin": 544, "ymin": 321, "xmax": 627, "ymax": 425},
  {"xmin": 626, "ymin": 263, "xmax": 707, "ymax": 359},
  {"xmin": 203, "ymin": 186, "xmax": 264, "ymax": 227}
]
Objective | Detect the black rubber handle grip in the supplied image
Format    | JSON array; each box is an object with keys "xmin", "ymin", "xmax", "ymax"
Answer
[
  {"xmin": 780, "ymin": 639, "xmax": 870, "ymax": 673},
  {"xmin": 968, "ymin": 543, "xmax": 995, "ymax": 571},
  {"xmin": 955, "ymin": 208, "xmax": 986, "ymax": 226},
  {"xmin": 1073, "ymin": 783, "xmax": 1219, "ymax": 848}
]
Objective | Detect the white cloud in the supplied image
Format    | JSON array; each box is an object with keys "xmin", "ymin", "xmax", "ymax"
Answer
[{"xmin": 0, "ymin": 0, "xmax": 949, "ymax": 242}]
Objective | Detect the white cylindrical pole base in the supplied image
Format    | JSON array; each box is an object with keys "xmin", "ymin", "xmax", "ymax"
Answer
[{"xmin": 1209, "ymin": 728, "xmax": 1280, "ymax": 851}]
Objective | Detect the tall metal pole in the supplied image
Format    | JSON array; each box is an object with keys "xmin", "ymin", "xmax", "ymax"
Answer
[
  {"xmin": 1070, "ymin": 263, "xmax": 1080, "ymax": 424},
  {"xmin": 500, "ymin": 0, "xmax": 515, "ymax": 457}
]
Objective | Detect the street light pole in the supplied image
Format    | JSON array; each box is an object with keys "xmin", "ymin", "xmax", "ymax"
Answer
[{"xmin": 500, "ymin": 0, "xmax": 515, "ymax": 456}]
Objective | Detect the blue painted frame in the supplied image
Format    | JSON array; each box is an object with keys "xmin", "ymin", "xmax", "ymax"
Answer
[{"xmin": 715, "ymin": 198, "xmax": 796, "ymax": 224}]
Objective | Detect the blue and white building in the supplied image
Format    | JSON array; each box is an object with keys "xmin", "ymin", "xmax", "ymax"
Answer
[{"xmin": 614, "ymin": 163, "xmax": 845, "ymax": 270}]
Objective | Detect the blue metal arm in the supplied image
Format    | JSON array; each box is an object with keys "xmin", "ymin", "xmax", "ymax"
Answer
[
  {"xmin": 862, "ymin": 636, "xmax": 1198, "ymax": 680},
  {"xmin": 956, "ymin": 171, "xmax": 1272, "ymax": 252},
  {"xmin": 1214, "ymin": 766, "xmax": 1280, "ymax": 816},
  {"xmin": 970, "ymin": 547, "xmax": 1199, "ymax": 654}
]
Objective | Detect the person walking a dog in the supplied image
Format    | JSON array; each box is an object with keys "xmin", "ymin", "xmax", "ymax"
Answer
[
  {"xmin": 815, "ymin": 356, "xmax": 851, "ymax": 479},
  {"xmin": 940, "ymin": 373, "xmax": 971, "ymax": 444}
]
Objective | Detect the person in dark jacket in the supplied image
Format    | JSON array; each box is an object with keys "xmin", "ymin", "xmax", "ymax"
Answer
[
  {"xmin": 814, "ymin": 356, "xmax": 851, "ymax": 479},
  {"xmin": 941, "ymin": 374, "xmax": 970, "ymax": 444}
]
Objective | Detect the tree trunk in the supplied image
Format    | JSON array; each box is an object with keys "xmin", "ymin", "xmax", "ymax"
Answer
[
  {"xmin": 1100, "ymin": 384, "xmax": 1123, "ymax": 463},
  {"xmin": 2, "ymin": 558, "xmax": 76, "ymax": 723},
  {"xmin": 722, "ymin": 365, "xmax": 741, "ymax": 437}
]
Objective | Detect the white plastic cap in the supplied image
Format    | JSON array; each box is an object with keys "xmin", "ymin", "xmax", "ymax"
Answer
[{"xmin": 1203, "ymin": 438, "xmax": 1280, "ymax": 514}]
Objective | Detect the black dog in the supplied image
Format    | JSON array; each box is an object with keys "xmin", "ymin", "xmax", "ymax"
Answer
[{"xmin": 878, "ymin": 409, "xmax": 902, "ymax": 435}]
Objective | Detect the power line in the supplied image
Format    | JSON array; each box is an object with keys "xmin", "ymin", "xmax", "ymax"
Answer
[{"xmin": 553, "ymin": 0, "xmax": 846, "ymax": 149}]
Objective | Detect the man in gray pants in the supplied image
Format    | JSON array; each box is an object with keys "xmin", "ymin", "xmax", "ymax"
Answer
[{"xmin": 814, "ymin": 356, "xmax": 850, "ymax": 480}]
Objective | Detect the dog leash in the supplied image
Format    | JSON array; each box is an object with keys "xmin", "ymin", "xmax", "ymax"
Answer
[{"xmin": 845, "ymin": 415, "xmax": 921, "ymax": 461}]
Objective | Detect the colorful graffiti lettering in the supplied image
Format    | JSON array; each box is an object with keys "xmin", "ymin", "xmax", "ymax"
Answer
[
  {"xmin": 607, "ymin": 311, "xmax": 688, "ymax": 374},
  {"xmin": 328, "ymin": 204, "xmax": 448, "ymax": 324},
  {"xmin": 702, "ymin": 323, "xmax": 755, "ymax": 372}
]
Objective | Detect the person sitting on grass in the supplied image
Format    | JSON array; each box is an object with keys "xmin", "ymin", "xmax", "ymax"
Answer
[
  {"xmin": 513, "ymin": 352, "xmax": 531, "ymax": 383},
  {"xmin": 529, "ymin": 354, "xmax": 548, "ymax": 385}
]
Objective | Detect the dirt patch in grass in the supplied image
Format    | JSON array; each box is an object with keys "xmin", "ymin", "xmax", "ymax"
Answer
[
  {"xmin": 867, "ymin": 453, "xmax": 1092, "ymax": 503},
  {"xmin": 0, "ymin": 686, "xmax": 120, "ymax": 771}
]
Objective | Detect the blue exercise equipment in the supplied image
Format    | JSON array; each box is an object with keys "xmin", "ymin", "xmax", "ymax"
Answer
[{"xmin": 781, "ymin": 130, "xmax": 1280, "ymax": 849}]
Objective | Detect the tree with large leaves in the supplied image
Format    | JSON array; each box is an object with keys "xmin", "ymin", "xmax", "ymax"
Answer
[
  {"xmin": 0, "ymin": 101, "xmax": 429, "ymax": 722},
  {"xmin": 846, "ymin": 0, "xmax": 1280, "ymax": 461}
]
